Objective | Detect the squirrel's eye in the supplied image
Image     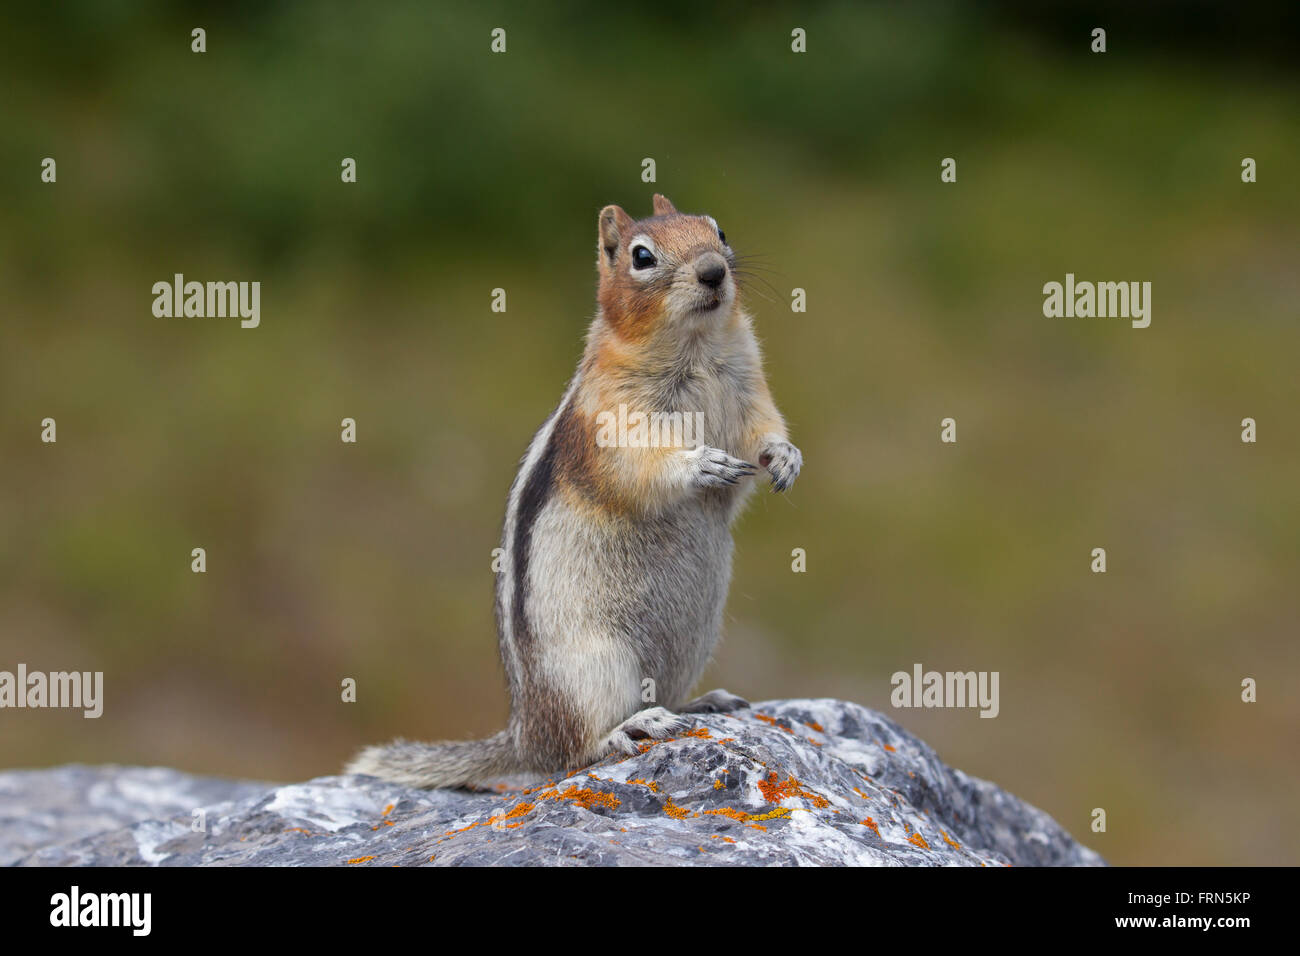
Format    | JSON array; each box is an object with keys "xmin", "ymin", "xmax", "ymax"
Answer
[
  {"xmin": 631, "ymin": 245, "xmax": 656, "ymax": 269},
  {"xmin": 717, "ymin": 228, "xmax": 727, "ymax": 244}
]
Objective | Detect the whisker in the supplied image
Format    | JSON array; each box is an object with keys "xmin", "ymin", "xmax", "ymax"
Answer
[{"xmin": 734, "ymin": 271, "xmax": 781, "ymax": 304}]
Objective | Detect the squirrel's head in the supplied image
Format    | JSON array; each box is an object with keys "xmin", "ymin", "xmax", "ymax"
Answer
[{"xmin": 595, "ymin": 194, "xmax": 737, "ymax": 339}]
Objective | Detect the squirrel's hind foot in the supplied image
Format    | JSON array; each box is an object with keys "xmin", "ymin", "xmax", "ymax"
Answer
[
  {"xmin": 600, "ymin": 706, "xmax": 691, "ymax": 756},
  {"xmin": 680, "ymin": 688, "xmax": 750, "ymax": 713}
]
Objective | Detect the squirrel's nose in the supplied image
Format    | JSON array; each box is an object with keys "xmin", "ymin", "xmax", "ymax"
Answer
[{"xmin": 694, "ymin": 254, "xmax": 727, "ymax": 289}]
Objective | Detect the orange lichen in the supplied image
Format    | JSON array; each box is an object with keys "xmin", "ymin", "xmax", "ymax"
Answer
[
  {"xmin": 702, "ymin": 807, "xmax": 749, "ymax": 823},
  {"xmin": 443, "ymin": 796, "xmax": 548, "ymax": 837},
  {"xmin": 702, "ymin": 806, "xmax": 794, "ymax": 826},
  {"xmin": 883, "ymin": 744, "xmax": 897, "ymax": 752},
  {"xmin": 804, "ymin": 720, "xmax": 825, "ymax": 732},
  {"xmin": 852, "ymin": 787, "xmax": 870, "ymax": 800},
  {"xmin": 346, "ymin": 856, "xmax": 375, "ymax": 864},
  {"xmin": 626, "ymin": 778, "xmax": 660, "ymax": 793},
  {"xmin": 543, "ymin": 785, "xmax": 621, "ymax": 811},
  {"xmin": 909, "ymin": 833, "xmax": 930, "ymax": 850},
  {"xmin": 662, "ymin": 797, "xmax": 694, "ymax": 819},
  {"xmin": 382, "ymin": 803, "xmax": 395, "ymax": 816},
  {"xmin": 681, "ymin": 727, "xmax": 712, "ymax": 739},
  {"xmin": 284, "ymin": 827, "xmax": 313, "ymax": 836},
  {"xmin": 942, "ymin": 830, "xmax": 961, "ymax": 849},
  {"xmin": 861, "ymin": 817, "xmax": 881, "ymax": 837},
  {"xmin": 753, "ymin": 713, "xmax": 796, "ymax": 733},
  {"xmin": 713, "ymin": 779, "xmax": 725, "ymax": 790},
  {"xmin": 757, "ymin": 772, "xmax": 830, "ymax": 808}
]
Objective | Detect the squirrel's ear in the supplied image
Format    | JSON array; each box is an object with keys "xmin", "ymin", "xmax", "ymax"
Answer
[
  {"xmin": 652, "ymin": 193, "xmax": 678, "ymax": 216},
  {"xmin": 598, "ymin": 204, "xmax": 632, "ymax": 267}
]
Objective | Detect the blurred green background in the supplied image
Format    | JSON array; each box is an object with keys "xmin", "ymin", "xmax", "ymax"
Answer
[{"xmin": 2, "ymin": 2, "xmax": 1297, "ymax": 865}]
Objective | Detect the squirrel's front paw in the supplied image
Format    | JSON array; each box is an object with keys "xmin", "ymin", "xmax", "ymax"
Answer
[
  {"xmin": 758, "ymin": 439, "xmax": 802, "ymax": 492},
  {"xmin": 686, "ymin": 445, "xmax": 758, "ymax": 489}
]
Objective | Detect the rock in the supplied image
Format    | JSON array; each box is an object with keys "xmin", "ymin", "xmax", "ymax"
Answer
[
  {"xmin": 0, "ymin": 764, "xmax": 273, "ymax": 866},
  {"xmin": 1, "ymin": 699, "xmax": 1104, "ymax": 866}
]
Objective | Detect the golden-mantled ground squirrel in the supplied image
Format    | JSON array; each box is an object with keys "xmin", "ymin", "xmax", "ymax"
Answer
[{"xmin": 346, "ymin": 194, "xmax": 801, "ymax": 788}]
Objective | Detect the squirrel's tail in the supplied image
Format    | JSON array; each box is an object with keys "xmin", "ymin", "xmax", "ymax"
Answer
[{"xmin": 344, "ymin": 730, "xmax": 519, "ymax": 790}]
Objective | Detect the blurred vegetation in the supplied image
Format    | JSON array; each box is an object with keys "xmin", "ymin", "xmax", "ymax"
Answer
[{"xmin": 1, "ymin": 2, "xmax": 1297, "ymax": 865}]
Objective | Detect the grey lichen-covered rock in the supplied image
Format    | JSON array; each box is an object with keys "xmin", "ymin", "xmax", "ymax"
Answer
[{"xmin": 1, "ymin": 699, "xmax": 1104, "ymax": 866}]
